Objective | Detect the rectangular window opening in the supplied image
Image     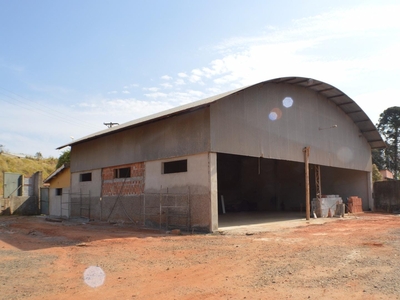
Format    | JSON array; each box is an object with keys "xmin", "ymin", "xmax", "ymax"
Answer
[
  {"xmin": 55, "ymin": 188, "xmax": 62, "ymax": 196},
  {"xmin": 114, "ymin": 167, "xmax": 131, "ymax": 179},
  {"xmin": 80, "ymin": 172, "xmax": 92, "ymax": 182},
  {"xmin": 163, "ymin": 159, "xmax": 187, "ymax": 174}
]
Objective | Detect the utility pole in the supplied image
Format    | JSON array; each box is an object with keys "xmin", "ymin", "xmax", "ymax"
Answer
[{"xmin": 103, "ymin": 122, "xmax": 119, "ymax": 128}]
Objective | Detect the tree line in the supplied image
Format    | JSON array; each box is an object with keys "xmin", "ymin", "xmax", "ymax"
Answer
[{"xmin": 373, "ymin": 106, "xmax": 400, "ymax": 180}]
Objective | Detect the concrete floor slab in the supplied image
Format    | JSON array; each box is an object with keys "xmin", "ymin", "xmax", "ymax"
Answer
[{"xmin": 217, "ymin": 211, "xmax": 346, "ymax": 233}]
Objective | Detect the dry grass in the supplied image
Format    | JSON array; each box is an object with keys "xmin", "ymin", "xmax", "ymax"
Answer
[{"xmin": 0, "ymin": 153, "xmax": 57, "ymax": 196}]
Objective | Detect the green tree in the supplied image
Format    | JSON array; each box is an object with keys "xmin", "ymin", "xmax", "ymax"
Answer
[
  {"xmin": 372, "ymin": 164, "xmax": 383, "ymax": 182},
  {"xmin": 377, "ymin": 106, "xmax": 400, "ymax": 179},
  {"xmin": 56, "ymin": 149, "xmax": 70, "ymax": 169},
  {"xmin": 372, "ymin": 149, "xmax": 385, "ymax": 170}
]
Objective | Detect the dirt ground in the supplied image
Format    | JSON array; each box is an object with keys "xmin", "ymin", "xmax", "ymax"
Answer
[{"xmin": 1, "ymin": 213, "xmax": 400, "ymax": 300}]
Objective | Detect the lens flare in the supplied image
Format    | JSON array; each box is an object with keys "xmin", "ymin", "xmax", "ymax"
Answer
[
  {"xmin": 337, "ymin": 147, "xmax": 354, "ymax": 163},
  {"xmin": 84, "ymin": 266, "xmax": 106, "ymax": 288},
  {"xmin": 269, "ymin": 107, "xmax": 282, "ymax": 121},
  {"xmin": 269, "ymin": 112, "xmax": 277, "ymax": 120},
  {"xmin": 282, "ymin": 97, "xmax": 293, "ymax": 108}
]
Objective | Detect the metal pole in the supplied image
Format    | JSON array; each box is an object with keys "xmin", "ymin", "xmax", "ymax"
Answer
[
  {"xmin": 303, "ymin": 147, "xmax": 310, "ymax": 220},
  {"xmin": 315, "ymin": 165, "xmax": 321, "ymax": 217}
]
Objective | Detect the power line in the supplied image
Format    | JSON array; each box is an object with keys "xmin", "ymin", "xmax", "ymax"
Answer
[{"xmin": 0, "ymin": 87, "xmax": 102, "ymax": 130}]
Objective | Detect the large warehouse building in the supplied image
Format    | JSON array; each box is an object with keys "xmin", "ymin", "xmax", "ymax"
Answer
[{"xmin": 57, "ymin": 77, "xmax": 385, "ymax": 232}]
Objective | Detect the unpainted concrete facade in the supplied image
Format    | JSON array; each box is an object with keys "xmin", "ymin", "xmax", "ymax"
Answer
[
  {"xmin": 64, "ymin": 79, "xmax": 381, "ymax": 232},
  {"xmin": 0, "ymin": 172, "xmax": 43, "ymax": 215},
  {"xmin": 68, "ymin": 153, "xmax": 217, "ymax": 231}
]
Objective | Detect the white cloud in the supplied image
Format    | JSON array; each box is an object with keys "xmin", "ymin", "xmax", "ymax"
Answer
[
  {"xmin": 191, "ymin": 68, "xmax": 204, "ymax": 76},
  {"xmin": 161, "ymin": 75, "xmax": 172, "ymax": 80},
  {"xmin": 161, "ymin": 83, "xmax": 173, "ymax": 88},
  {"xmin": 123, "ymin": 83, "xmax": 139, "ymax": 89},
  {"xmin": 187, "ymin": 90, "xmax": 204, "ymax": 98},
  {"xmin": 145, "ymin": 92, "xmax": 168, "ymax": 99},
  {"xmin": 122, "ymin": 90, "xmax": 130, "ymax": 94},
  {"xmin": 107, "ymin": 91, "xmax": 118, "ymax": 94},
  {"xmin": 175, "ymin": 78, "xmax": 185, "ymax": 85},
  {"xmin": 143, "ymin": 87, "xmax": 159, "ymax": 92},
  {"xmin": 189, "ymin": 74, "xmax": 203, "ymax": 83},
  {"xmin": 178, "ymin": 72, "xmax": 188, "ymax": 78},
  {"xmin": 79, "ymin": 102, "xmax": 97, "ymax": 108}
]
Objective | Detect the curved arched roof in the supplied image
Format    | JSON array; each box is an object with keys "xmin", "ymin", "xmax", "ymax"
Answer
[{"xmin": 58, "ymin": 76, "xmax": 385, "ymax": 150}]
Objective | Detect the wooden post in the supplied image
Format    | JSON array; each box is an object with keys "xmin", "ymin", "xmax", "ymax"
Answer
[{"xmin": 303, "ymin": 147, "xmax": 310, "ymax": 220}]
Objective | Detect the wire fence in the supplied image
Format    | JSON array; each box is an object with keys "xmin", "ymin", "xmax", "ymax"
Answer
[{"xmin": 60, "ymin": 188, "xmax": 191, "ymax": 232}]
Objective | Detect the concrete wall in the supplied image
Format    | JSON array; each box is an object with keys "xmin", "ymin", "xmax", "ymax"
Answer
[
  {"xmin": 374, "ymin": 181, "xmax": 400, "ymax": 212},
  {"xmin": 70, "ymin": 108, "xmax": 210, "ymax": 173},
  {"xmin": 49, "ymin": 187, "xmax": 70, "ymax": 218},
  {"xmin": 68, "ymin": 153, "xmax": 215, "ymax": 231},
  {"xmin": 321, "ymin": 166, "xmax": 370, "ymax": 210},
  {"xmin": 145, "ymin": 153, "xmax": 214, "ymax": 231},
  {"xmin": 210, "ymin": 82, "xmax": 372, "ymax": 172},
  {"xmin": 0, "ymin": 172, "xmax": 42, "ymax": 215},
  {"xmin": 70, "ymin": 169, "xmax": 102, "ymax": 218}
]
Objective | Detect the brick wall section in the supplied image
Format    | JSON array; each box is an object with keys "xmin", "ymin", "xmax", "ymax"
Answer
[{"xmin": 102, "ymin": 162, "xmax": 145, "ymax": 196}]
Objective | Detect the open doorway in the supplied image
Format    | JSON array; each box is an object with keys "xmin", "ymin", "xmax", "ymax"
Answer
[
  {"xmin": 217, "ymin": 153, "xmax": 306, "ymax": 227},
  {"xmin": 216, "ymin": 153, "xmax": 371, "ymax": 229}
]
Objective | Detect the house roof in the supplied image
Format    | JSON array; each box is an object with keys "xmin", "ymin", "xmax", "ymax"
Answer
[
  {"xmin": 57, "ymin": 77, "xmax": 386, "ymax": 150},
  {"xmin": 43, "ymin": 163, "xmax": 70, "ymax": 183}
]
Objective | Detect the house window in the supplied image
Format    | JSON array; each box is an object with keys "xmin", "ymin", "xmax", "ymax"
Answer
[
  {"xmin": 55, "ymin": 188, "xmax": 62, "ymax": 196},
  {"xmin": 163, "ymin": 159, "xmax": 187, "ymax": 174},
  {"xmin": 80, "ymin": 172, "xmax": 92, "ymax": 182},
  {"xmin": 114, "ymin": 167, "xmax": 131, "ymax": 178}
]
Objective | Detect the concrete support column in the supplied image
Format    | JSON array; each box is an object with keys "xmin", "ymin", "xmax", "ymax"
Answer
[
  {"xmin": 209, "ymin": 152, "xmax": 218, "ymax": 232},
  {"xmin": 303, "ymin": 147, "xmax": 310, "ymax": 220},
  {"xmin": 367, "ymin": 171, "xmax": 373, "ymax": 211}
]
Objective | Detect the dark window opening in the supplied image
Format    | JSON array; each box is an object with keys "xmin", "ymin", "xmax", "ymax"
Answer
[
  {"xmin": 114, "ymin": 167, "xmax": 131, "ymax": 178},
  {"xmin": 80, "ymin": 172, "xmax": 92, "ymax": 182},
  {"xmin": 55, "ymin": 188, "xmax": 62, "ymax": 196},
  {"xmin": 163, "ymin": 159, "xmax": 187, "ymax": 174}
]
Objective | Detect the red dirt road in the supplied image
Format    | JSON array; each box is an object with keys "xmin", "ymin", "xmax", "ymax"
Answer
[{"xmin": 1, "ymin": 213, "xmax": 400, "ymax": 300}]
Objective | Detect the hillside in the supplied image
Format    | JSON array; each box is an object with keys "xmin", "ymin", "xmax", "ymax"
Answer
[{"xmin": 0, "ymin": 153, "xmax": 58, "ymax": 196}]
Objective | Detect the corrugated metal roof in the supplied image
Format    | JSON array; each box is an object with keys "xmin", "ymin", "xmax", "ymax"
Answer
[{"xmin": 57, "ymin": 77, "xmax": 385, "ymax": 150}]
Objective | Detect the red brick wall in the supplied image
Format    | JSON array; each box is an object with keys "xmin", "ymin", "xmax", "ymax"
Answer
[{"xmin": 102, "ymin": 162, "xmax": 145, "ymax": 196}]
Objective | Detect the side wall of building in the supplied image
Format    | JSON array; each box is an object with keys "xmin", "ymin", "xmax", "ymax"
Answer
[
  {"xmin": 68, "ymin": 153, "xmax": 215, "ymax": 231},
  {"xmin": 70, "ymin": 108, "xmax": 211, "ymax": 173}
]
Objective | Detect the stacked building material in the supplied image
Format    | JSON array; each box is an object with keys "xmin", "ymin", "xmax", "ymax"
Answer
[
  {"xmin": 347, "ymin": 196, "xmax": 363, "ymax": 213},
  {"xmin": 311, "ymin": 195, "xmax": 343, "ymax": 218}
]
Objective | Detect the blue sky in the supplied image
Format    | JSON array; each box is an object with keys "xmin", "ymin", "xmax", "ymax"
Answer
[{"xmin": 1, "ymin": 0, "xmax": 399, "ymax": 157}]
